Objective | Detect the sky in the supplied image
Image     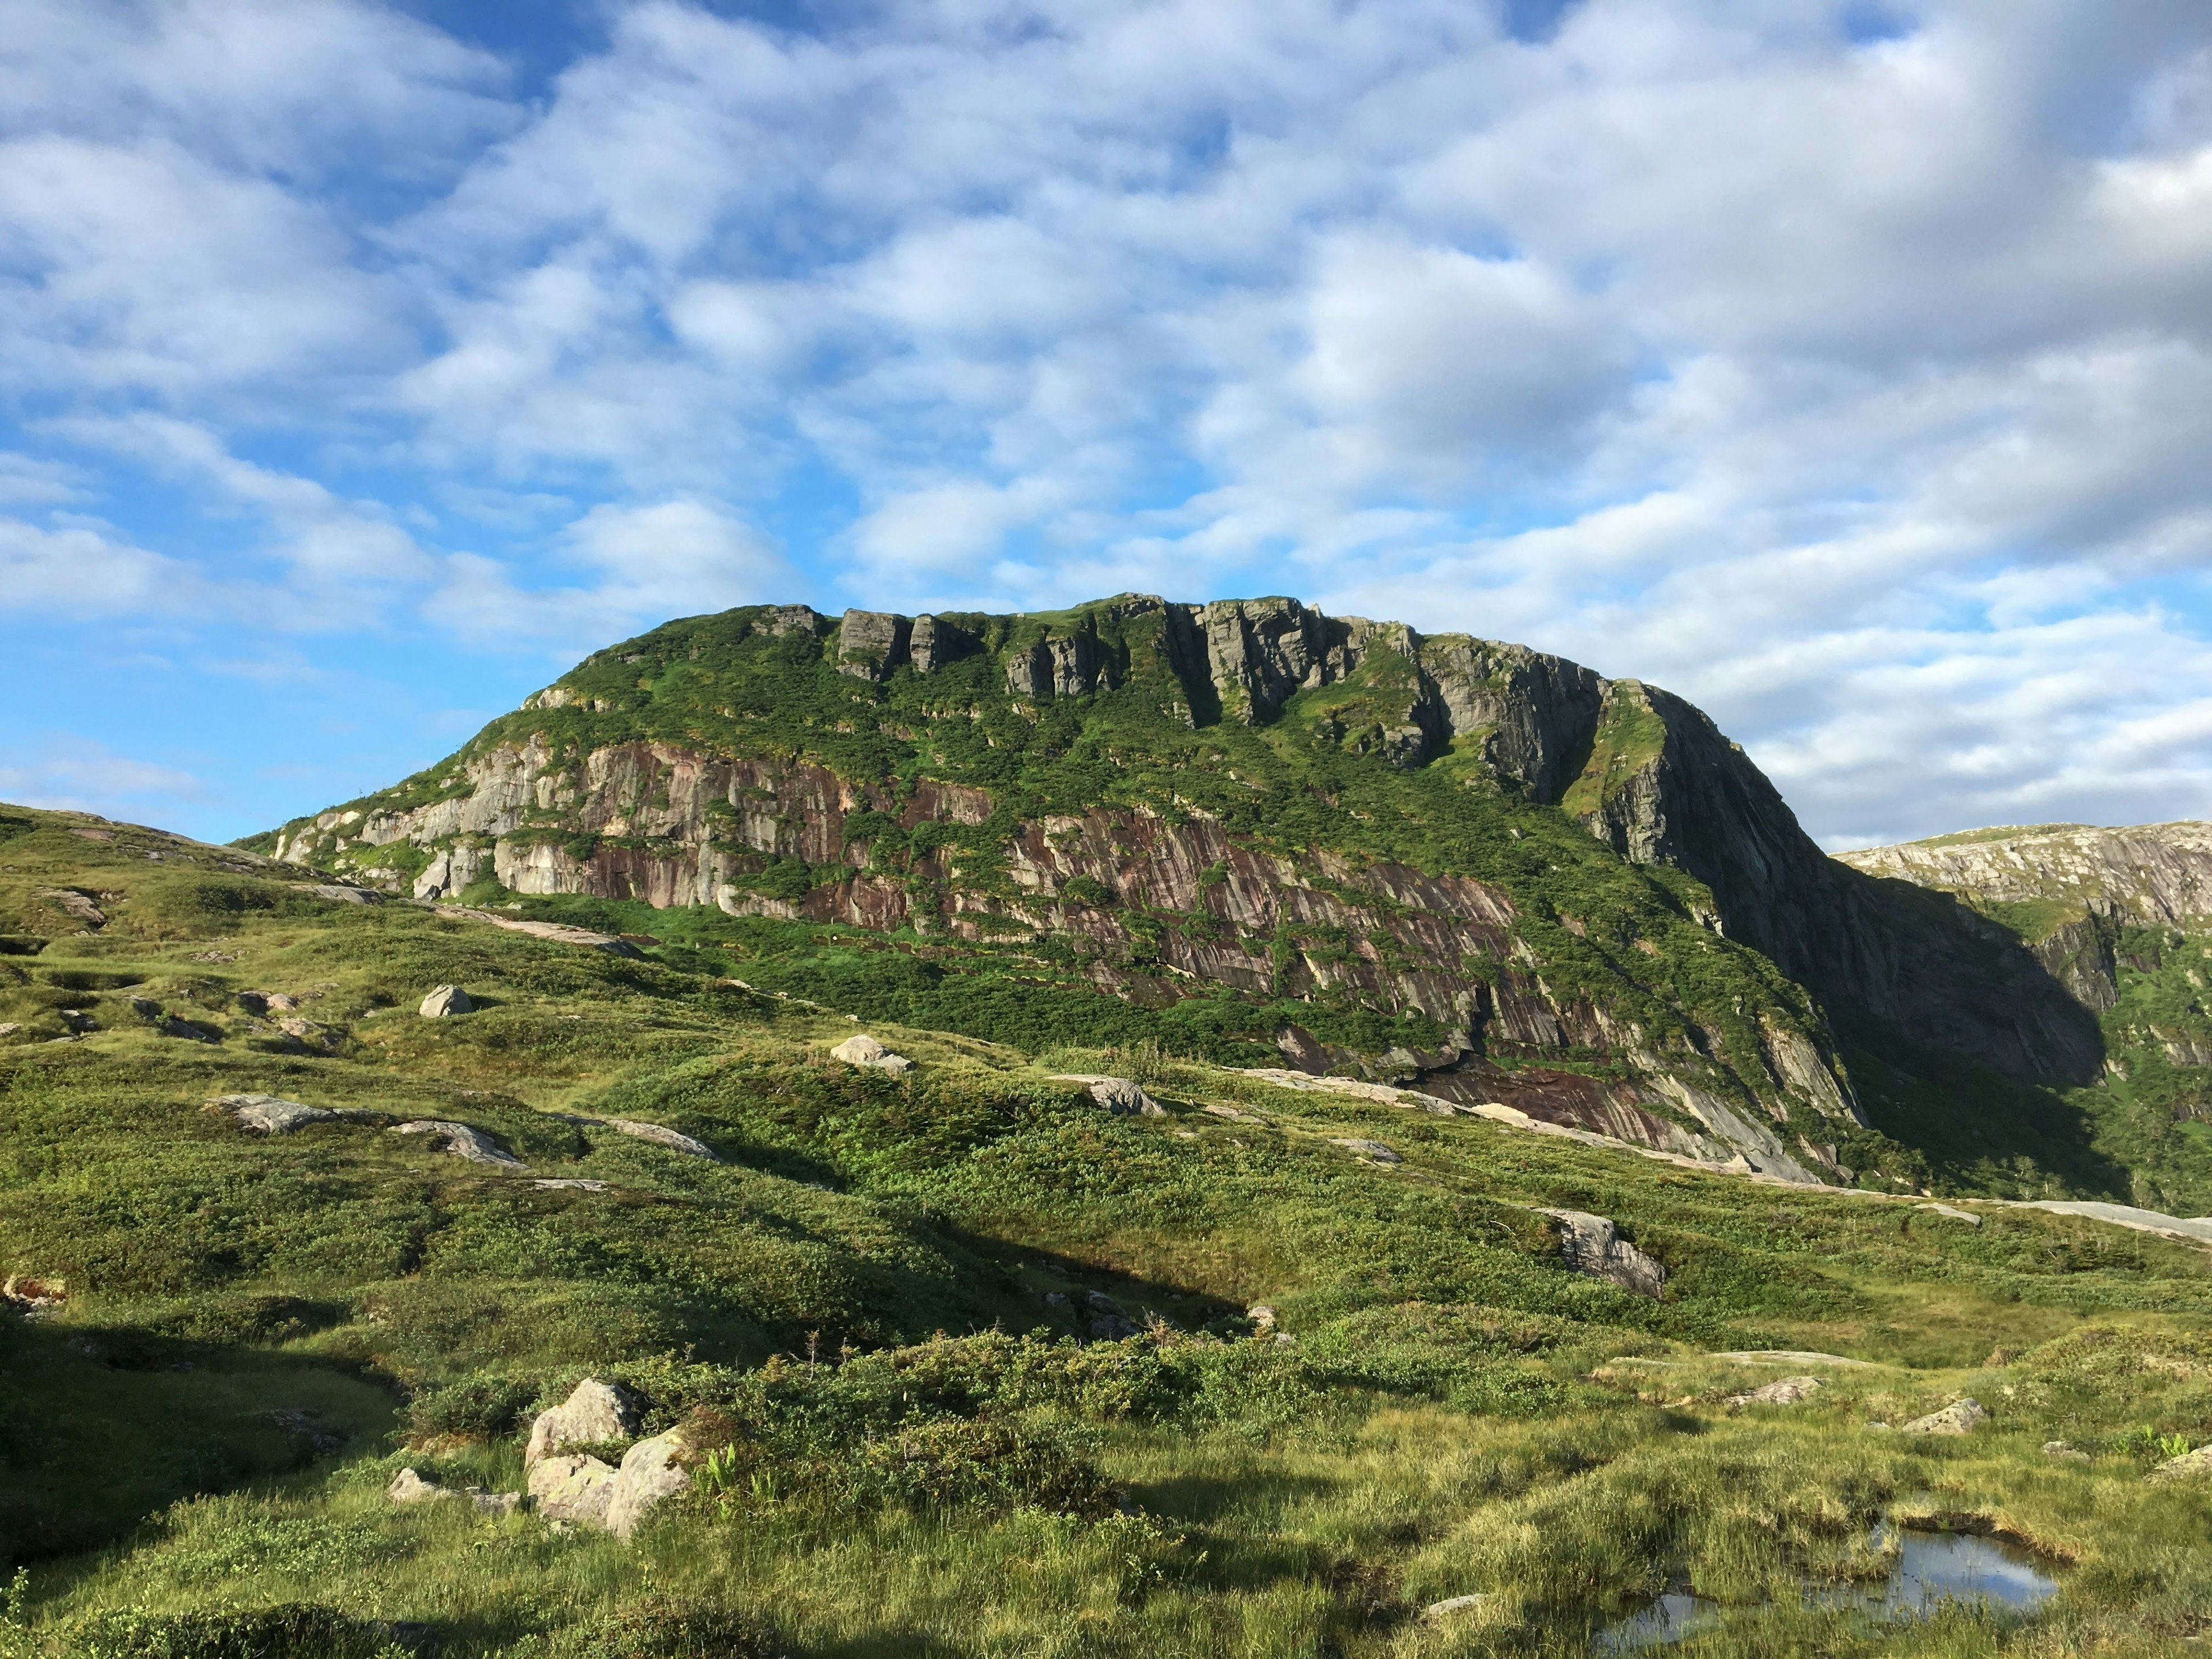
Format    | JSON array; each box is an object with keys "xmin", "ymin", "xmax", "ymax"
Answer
[{"xmin": 3, "ymin": 0, "xmax": 2211, "ymax": 850}]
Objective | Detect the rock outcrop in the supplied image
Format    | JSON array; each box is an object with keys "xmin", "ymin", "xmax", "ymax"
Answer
[
  {"xmin": 1541, "ymin": 1209, "xmax": 1667, "ymax": 1298},
  {"xmin": 831, "ymin": 1033, "xmax": 911, "ymax": 1075},
  {"xmin": 1050, "ymin": 1074, "xmax": 1165, "ymax": 1116},
  {"xmin": 1900, "ymin": 1397, "xmax": 1988, "ymax": 1435},
  {"xmin": 391, "ymin": 1120, "xmax": 523, "ymax": 1168},
  {"xmin": 419, "ymin": 985, "xmax": 472, "ymax": 1017}
]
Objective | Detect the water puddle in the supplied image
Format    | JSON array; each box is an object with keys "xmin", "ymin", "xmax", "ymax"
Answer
[{"xmin": 1595, "ymin": 1522, "xmax": 2063, "ymax": 1649}]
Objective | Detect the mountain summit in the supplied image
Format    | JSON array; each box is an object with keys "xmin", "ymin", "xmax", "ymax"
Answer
[{"xmin": 257, "ymin": 595, "xmax": 2099, "ymax": 1190}]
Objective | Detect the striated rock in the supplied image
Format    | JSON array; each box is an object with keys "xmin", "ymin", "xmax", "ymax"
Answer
[
  {"xmin": 1050, "ymin": 1074, "xmax": 1165, "ymax": 1116},
  {"xmin": 391, "ymin": 1120, "xmax": 523, "ymax": 1168},
  {"xmin": 908, "ymin": 614, "xmax": 976, "ymax": 674},
  {"xmin": 831, "ymin": 1033, "xmax": 911, "ymax": 1075},
  {"xmin": 419, "ymin": 984, "xmax": 474, "ymax": 1017},
  {"xmin": 1541, "ymin": 1210, "xmax": 1666, "ymax": 1298},
  {"xmin": 1900, "ymin": 1397, "xmax": 1987, "ymax": 1435},
  {"xmin": 529, "ymin": 1453, "xmax": 619, "ymax": 1525},
  {"xmin": 35, "ymin": 888, "xmax": 106, "ymax": 929},
  {"xmin": 1728, "ymin": 1375, "xmax": 1824, "ymax": 1407},
  {"xmin": 527, "ymin": 1377, "xmax": 641, "ymax": 1467}
]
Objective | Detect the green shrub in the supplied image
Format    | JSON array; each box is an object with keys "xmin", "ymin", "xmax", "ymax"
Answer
[
  {"xmin": 567, "ymin": 1596, "xmax": 782, "ymax": 1658},
  {"xmin": 55, "ymin": 1603, "xmax": 389, "ymax": 1658}
]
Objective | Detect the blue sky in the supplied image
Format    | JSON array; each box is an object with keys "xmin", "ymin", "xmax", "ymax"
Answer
[{"xmin": 4, "ymin": 0, "xmax": 2211, "ymax": 850}]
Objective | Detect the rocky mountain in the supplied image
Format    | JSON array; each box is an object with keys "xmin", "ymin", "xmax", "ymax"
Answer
[{"xmin": 253, "ymin": 595, "xmax": 2107, "ymax": 1194}]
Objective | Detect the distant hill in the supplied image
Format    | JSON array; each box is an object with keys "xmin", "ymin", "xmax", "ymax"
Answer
[{"xmin": 248, "ymin": 595, "xmax": 2168, "ymax": 1200}]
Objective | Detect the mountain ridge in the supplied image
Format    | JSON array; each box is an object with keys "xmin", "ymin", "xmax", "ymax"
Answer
[{"xmin": 249, "ymin": 594, "xmax": 2108, "ymax": 1194}]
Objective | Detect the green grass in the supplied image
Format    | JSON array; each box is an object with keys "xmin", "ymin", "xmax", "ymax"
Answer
[{"xmin": 5, "ymin": 805, "xmax": 2212, "ymax": 1655}]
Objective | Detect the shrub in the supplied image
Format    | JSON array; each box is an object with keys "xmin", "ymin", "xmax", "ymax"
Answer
[
  {"xmin": 56, "ymin": 1603, "xmax": 389, "ymax": 1659},
  {"xmin": 568, "ymin": 1596, "xmax": 782, "ymax": 1658}
]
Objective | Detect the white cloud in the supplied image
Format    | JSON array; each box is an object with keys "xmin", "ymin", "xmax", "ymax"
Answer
[
  {"xmin": 0, "ymin": 517, "xmax": 201, "ymax": 618},
  {"xmin": 3, "ymin": 0, "xmax": 2212, "ymax": 844},
  {"xmin": 0, "ymin": 739, "xmax": 209, "ymax": 817}
]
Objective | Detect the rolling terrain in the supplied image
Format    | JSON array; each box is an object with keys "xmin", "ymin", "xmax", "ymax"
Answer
[{"xmin": 5, "ymin": 600, "xmax": 2212, "ymax": 1655}]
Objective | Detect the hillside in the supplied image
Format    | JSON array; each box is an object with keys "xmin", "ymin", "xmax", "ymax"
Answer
[
  {"xmin": 252, "ymin": 596, "xmax": 2121, "ymax": 1199},
  {"xmin": 6, "ymin": 798, "xmax": 2212, "ymax": 1656},
  {"xmin": 1842, "ymin": 822, "xmax": 2212, "ymax": 1214}
]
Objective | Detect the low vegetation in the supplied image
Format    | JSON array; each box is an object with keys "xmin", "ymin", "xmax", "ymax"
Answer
[{"xmin": 3, "ymin": 806, "xmax": 2211, "ymax": 1655}]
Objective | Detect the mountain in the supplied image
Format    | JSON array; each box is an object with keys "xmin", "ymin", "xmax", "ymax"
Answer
[
  {"xmin": 253, "ymin": 594, "xmax": 2121, "ymax": 1198},
  {"xmin": 1840, "ymin": 821, "xmax": 2212, "ymax": 1211}
]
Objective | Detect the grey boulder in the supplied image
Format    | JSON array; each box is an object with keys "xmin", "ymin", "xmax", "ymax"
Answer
[
  {"xmin": 1050, "ymin": 1074, "xmax": 1166, "ymax": 1116},
  {"xmin": 525, "ymin": 1377, "xmax": 640, "ymax": 1467},
  {"xmin": 1728, "ymin": 1375, "xmax": 1824, "ymax": 1407},
  {"xmin": 607, "ymin": 1427, "xmax": 695, "ymax": 1540},
  {"xmin": 419, "ymin": 985, "xmax": 474, "ymax": 1017},
  {"xmin": 528, "ymin": 1453, "xmax": 618, "ymax": 1526},
  {"xmin": 1331, "ymin": 1138, "xmax": 1402, "ymax": 1164},
  {"xmin": 391, "ymin": 1120, "xmax": 524, "ymax": 1168},
  {"xmin": 220, "ymin": 1093, "xmax": 335, "ymax": 1134},
  {"xmin": 831, "ymin": 1033, "xmax": 911, "ymax": 1075}
]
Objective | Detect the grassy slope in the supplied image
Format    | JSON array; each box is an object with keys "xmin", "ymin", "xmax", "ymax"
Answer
[{"xmin": 4, "ymin": 806, "xmax": 2212, "ymax": 1655}]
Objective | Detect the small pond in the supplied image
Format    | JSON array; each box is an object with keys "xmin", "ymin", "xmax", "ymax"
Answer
[{"xmin": 1596, "ymin": 1524, "xmax": 2063, "ymax": 1650}]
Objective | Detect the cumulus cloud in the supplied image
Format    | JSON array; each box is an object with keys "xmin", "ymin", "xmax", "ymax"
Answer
[
  {"xmin": 2, "ymin": 0, "xmax": 2211, "ymax": 843},
  {"xmin": 0, "ymin": 738, "xmax": 209, "ymax": 817}
]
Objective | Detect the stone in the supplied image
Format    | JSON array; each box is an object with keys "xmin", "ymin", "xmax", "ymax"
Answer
[
  {"xmin": 1728, "ymin": 1375, "xmax": 1824, "ymax": 1407},
  {"xmin": 1247, "ymin": 1304, "xmax": 1277, "ymax": 1331},
  {"xmin": 388, "ymin": 1468, "xmax": 455, "ymax": 1505},
  {"xmin": 469, "ymin": 1489, "xmax": 524, "ymax": 1517},
  {"xmin": 220, "ymin": 1093, "xmax": 336, "ymax": 1134},
  {"xmin": 1331, "ymin": 1137, "xmax": 1402, "ymax": 1164},
  {"xmin": 2043, "ymin": 1441, "xmax": 2091, "ymax": 1463},
  {"xmin": 1541, "ymin": 1210, "xmax": 1668, "ymax": 1299},
  {"xmin": 601, "ymin": 1118, "xmax": 719, "ymax": 1160},
  {"xmin": 837, "ymin": 609, "xmax": 911, "ymax": 680},
  {"xmin": 1085, "ymin": 1290, "xmax": 1142, "ymax": 1340},
  {"xmin": 419, "ymin": 984, "xmax": 473, "ymax": 1017},
  {"xmin": 533, "ymin": 1178, "xmax": 610, "ymax": 1191},
  {"xmin": 60, "ymin": 1011, "xmax": 98, "ymax": 1033},
  {"xmin": 528, "ymin": 1453, "xmax": 619, "ymax": 1525},
  {"xmin": 35, "ymin": 888, "xmax": 106, "ymax": 929},
  {"xmin": 127, "ymin": 997, "xmax": 162, "ymax": 1022},
  {"xmin": 1900, "ymin": 1397, "xmax": 1988, "ymax": 1435},
  {"xmin": 830, "ymin": 1033, "xmax": 911, "ymax": 1075},
  {"xmin": 1709, "ymin": 1350, "xmax": 1877, "ymax": 1368},
  {"xmin": 2148, "ymin": 1444, "xmax": 2212, "ymax": 1483},
  {"xmin": 908, "ymin": 614, "xmax": 976, "ymax": 675},
  {"xmin": 0, "ymin": 1023, "xmax": 19, "ymax": 1039},
  {"xmin": 607, "ymin": 1426, "xmax": 695, "ymax": 1539},
  {"xmin": 1050, "ymin": 1074, "xmax": 1166, "ymax": 1116},
  {"xmin": 2, "ymin": 1274, "xmax": 65, "ymax": 1310},
  {"xmin": 526, "ymin": 1377, "xmax": 641, "ymax": 1467},
  {"xmin": 160, "ymin": 1017, "xmax": 218, "ymax": 1043},
  {"xmin": 391, "ymin": 1120, "xmax": 524, "ymax": 1168}
]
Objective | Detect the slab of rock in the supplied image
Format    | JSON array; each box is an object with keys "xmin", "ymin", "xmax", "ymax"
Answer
[
  {"xmin": 391, "ymin": 1120, "xmax": 523, "ymax": 1168},
  {"xmin": 1422, "ymin": 1594, "xmax": 1491, "ymax": 1622},
  {"xmin": 220, "ymin": 1093, "xmax": 336, "ymax": 1134},
  {"xmin": 2043, "ymin": 1440, "xmax": 2092, "ymax": 1463},
  {"xmin": 429, "ymin": 906, "xmax": 642, "ymax": 956},
  {"xmin": 389, "ymin": 1468, "xmax": 454, "ymax": 1505},
  {"xmin": 528, "ymin": 1453, "xmax": 619, "ymax": 1526},
  {"xmin": 36, "ymin": 888, "xmax": 105, "ymax": 928},
  {"xmin": 127, "ymin": 997, "xmax": 162, "ymax": 1022},
  {"xmin": 1331, "ymin": 1137, "xmax": 1402, "ymax": 1164},
  {"xmin": 1710, "ymin": 1350, "xmax": 1877, "ymax": 1368},
  {"xmin": 1085, "ymin": 1290, "xmax": 1142, "ymax": 1340},
  {"xmin": 607, "ymin": 1426, "xmax": 695, "ymax": 1540},
  {"xmin": 300, "ymin": 884, "xmax": 382, "ymax": 905},
  {"xmin": 602, "ymin": 1118, "xmax": 719, "ymax": 1160},
  {"xmin": 237, "ymin": 991, "xmax": 301, "ymax": 1015},
  {"xmin": 2148, "ymin": 1444, "xmax": 2212, "ymax": 1483},
  {"xmin": 533, "ymin": 1178, "xmax": 610, "ymax": 1192},
  {"xmin": 1541, "ymin": 1210, "xmax": 1667, "ymax": 1298},
  {"xmin": 1050, "ymin": 1074, "xmax": 1166, "ymax": 1116},
  {"xmin": 419, "ymin": 985, "xmax": 473, "ymax": 1017},
  {"xmin": 1729, "ymin": 1375, "xmax": 1825, "ymax": 1407},
  {"xmin": 469, "ymin": 1489, "xmax": 525, "ymax": 1516},
  {"xmin": 830, "ymin": 1033, "xmax": 911, "ymax": 1075},
  {"xmin": 1900, "ymin": 1397, "xmax": 1988, "ymax": 1435},
  {"xmin": 526, "ymin": 1377, "xmax": 641, "ymax": 1467},
  {"xmin": 160, "ymin": 1016, "xmax": 219, "ymax": 1043},
  {"xmin": 1915, "ymin": 1202, "xmax": 1982, "ymax": 1226}
]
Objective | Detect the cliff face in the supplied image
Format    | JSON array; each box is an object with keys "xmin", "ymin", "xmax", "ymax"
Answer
[
  {"xmin": 1838, "ymin": 823, "xmax": 2212, "ymax": 928},
  {"xmin": 253, "ymin": 593, "xmax": 2103, "ymax": 1185}
]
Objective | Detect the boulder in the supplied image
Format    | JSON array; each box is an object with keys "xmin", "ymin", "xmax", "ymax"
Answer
[
  {"xmin": 1050, "ymin": 1074, "xmax": 1166, "ymax": 1116},
  {"xmin": 526, "ymin": 1377, "xmax": 641, "ymax": 1467},
  {"xmin": 220, "ymin": 1093, "xmax": 335, "ymax": 1134},
  {"xmin": 2148, "ymin": 1444, "xmax": 2212, "ymax": 1483},
  {"xmin": 528, "ymin": 1453, "xmax": 619, "ymax": 1526},
  {"xmin": 1728, "ymin": 1375, "xmax": 1824, "ymax": 1407},
  {"xmin": 1914, "ymin": 1202, "xmax": 1982, "ymax": 1226},
  {"xmin": 533, "ymin": 1178, "xmax": 610, "ymax": 1192},
  {"xmin": 469, "ymin": 1489, "xmax": 525, "ymax": 1516},
  {"xmin": 391, "ymin": 1119, "xmax": 524, "ymax": 1168},
  {"xmin": 388, "ymin": 1468, "xmax": 454, "ymax": 1505},
  {"xmin": 1900, "ymin": 1397, "xmax": 1988, "ymax": 1435},
  {"xmin": 127, "ymin": 997, "xmax": 162, "ymax": 1022},
  {"xmin": 1541, "ymin": 1210, "xmax": 1668, "ymax": 1299},
  {"xmin": 1085, "ymin": 1290, "xmax": 1142, "ymax": 1340},
  {"xmin": 830, "ymin": 1033, "xmax": 912, "ymax": 1075},
  {"xmin": 2043, "ymin": 1441, "xmax": 2092, "ymax": 1464},
  {"xmin": 1330, "ymin": 1138, "xmax": 1402, "ymax": 1164},
  {"xmin": 1422, "ymin": 1594, "xmax": 1491, "ymax": 1622},
  {"xmin": 419, "ymin": 985, "xmax": 474, "ymax": 1017},
  {"xmin": 0, "ymin": 1023, "xmax": 20, "ymax": 1039},
  {"xmin": 607, "ymin": 1427, "xmax": 695, "ymax": 1540}
]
